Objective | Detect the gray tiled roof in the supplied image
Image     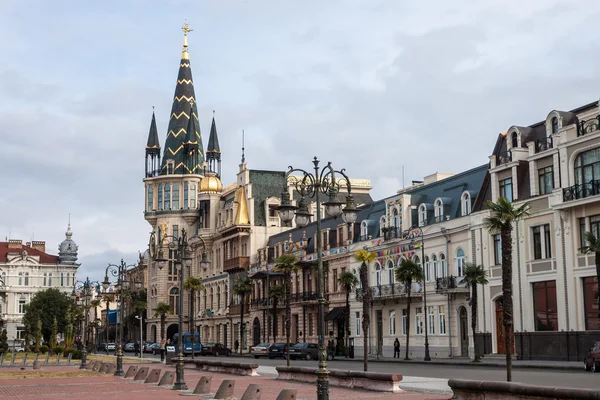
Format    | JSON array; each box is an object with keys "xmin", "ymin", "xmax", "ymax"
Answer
[{"xmin": 249, "ymin": 170, "xmax": 287, "ymax": 226}]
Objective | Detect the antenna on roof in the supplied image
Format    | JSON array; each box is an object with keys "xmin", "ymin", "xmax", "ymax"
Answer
[{"xmin": 241, "ymin": 130, "xmax": 246, "ymax": 163}]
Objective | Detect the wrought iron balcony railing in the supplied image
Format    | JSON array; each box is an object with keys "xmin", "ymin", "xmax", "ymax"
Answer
[
  {"xmin": 577, "ymin": 116, "xmax": 600, "ymax": 137},
  {"xmin": 563, "ymin": 179, "xmax": 600, "ymax": 202},
  {"xmin": 251, "ymin": 297, "xmax": 285, "ymax": 308},
  {"xmin": 435, "ymin": 275, "xmax": 469, "ymax": 293},
  {"xmin": 535, "ymin": 137, "xmax": 553, "ymax": 153},
  {"xmin": 355, "ymin": 283, "xmax": 422, "ymax": 301}
]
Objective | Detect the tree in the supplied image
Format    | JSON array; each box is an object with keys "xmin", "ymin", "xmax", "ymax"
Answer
[
  {"xmin": 395, "ymin": 257, "xmax": 424, "ymax": 360},
  {"xmin": 268, "ymin": 285, "xmax": 284, "ymax": 342},
  {"xmin": 354, "ymin": 248, "xmax": 376, "ymax": 371},
  {"xmin": 22, "ymin": 288, "xmax": 73, "ymax": 343},
  {"xmin": 232, "ymin": 276, "xmax": 252, "ymax": 354},
  {"xmin": 50, "ymin": 317, "xmax": 58, "ymax": 350},
  {"xmin": 483, "ymin": 196, "xmax": 530, "ymax": 381},
  {"xmin": 460, "ymin": 263, "xmax": 489, "ymax": 362},
  {"xmin": 34, "ymin": 319, "xmax": 42, "ymax": 353},
  {"xmin": 153, "ymin": 302, "xmax": 172, "ymax": 343},
  {"xmin": 102, "ymin": 294, "xmax": 115, "ymax": 344},
  {"xmin": 338, "ymin": 270, "xmax": 358, "ymax": 358},
  {"xmin": 184, "ymin": 277, "xmax": 204, "ymax": 359},
  {"xmin": 274, "ymin": 254, "xmax": 300, "ymax": 367},
  {"xmin": 0, "ymin": 329, "xmax": 7, "ymax": 353},
  {"xmin": 580, "ymin": 231, "xmax": 600, "ymax": 316},
  {"xmin": 90, "ymin": 299, "xmax": 101, "ymax": 347},
  {"xmin": 64, "ymin": 323, "xmax": 74, "ymax": 349}
]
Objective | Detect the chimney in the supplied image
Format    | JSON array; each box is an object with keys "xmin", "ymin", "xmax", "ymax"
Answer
[
  {"xmin": 31, "ymin": 241, "xmax": 46, "ymax": 253},
  {"xmin": 8, "ymin": 239, "xmax": 22, "ymax": 249}
]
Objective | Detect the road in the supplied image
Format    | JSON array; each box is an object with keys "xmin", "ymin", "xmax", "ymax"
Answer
[{"xmin": 127, "ymin": 352, "xmax": 597, "ymax": 390}]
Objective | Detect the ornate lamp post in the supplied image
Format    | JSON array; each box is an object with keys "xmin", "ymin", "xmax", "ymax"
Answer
[
  {"xmin": 276, "ymin": 157, "xmax": 358, "ymax": 400},
  {"xmin": 410, "ymin": 226, "xmax": 431, "ymax": 361},
  {"xmin": 151, "ymin": 228, "xmax": 210, "ymax": 391},
  {"xmin": 72, "ymin": 277, "xmax": 100, "ymax": 369},
  {"xmin": 102, "ymin": 260, "xmax": 142, "ymax": 376}
]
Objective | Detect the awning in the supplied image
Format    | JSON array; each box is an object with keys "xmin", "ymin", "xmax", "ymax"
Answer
[{"xmin": 324, "ymin": 306, "xmax": 347, "ymax": 321}]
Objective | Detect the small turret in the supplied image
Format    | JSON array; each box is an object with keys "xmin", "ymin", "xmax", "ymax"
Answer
[
  {"xmin": 206, "ymin": 110, "xmax": 221, "ymax": 177},
  {"xmin": 58, "ymin": 222, "xmax": 78, "ymax": 264},
  {"xmin": 145, "ymin": 109, "xmax": 161, "ymax": 177}
]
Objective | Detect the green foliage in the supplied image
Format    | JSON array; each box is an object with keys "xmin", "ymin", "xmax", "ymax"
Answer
[
  {"xmin": 34, "ymin": 319, "xmax": 42, "ymax": 353},
  {"xmin": 53, "ymin": 345, "xmax": 64, "ymax": 354},
  {"xmin": 64, "ymin": 323, "xmax": 74, "ymax": 349},
  {"xmin": 483, "ymin": 197, "xmax": 530, "ymax": 232},
  {"xmin": 460, "ymin": 263, "xmax": 489, "ymax": 287},
  {"xmin": 354, "ymin": 249, "xmax": 376, "ymax": 264},
  {"xmin": 184, "ymin": 277, "xmax": 204, "ymax": 293},
  {"xmin": 268, "ymin": 285, "xmax": 284, "ymax": 301},
  {"xmin": 23, "ymin": 288, "xmax": 74, "ymax": 343},
  {"xmin": 338, "ymin": 270, "xmax": 358, "ymax": 292},
  {"xmin": 69, "ymin": 348, "xmax": 82, "ymax": 359},
  {"xmin": 153, "ymin": 302, "xmax": 172, "ymax": 341},
  {"xmin": 50, "ymin": 317, "xmax": 58, "ymax": 349},
  {"xmin": 0, "ymin": 329, "xmax": 8, "ymax": 353},
  {"xmin": 232, "ymin": 276, "xmax": 252, "ymax": 297},
  {"xmin": 39, "ymin": 345, "xmax": 49, "ymax": 354},
  {"xmin": 395, "ymin": 258, "xmax": 424, "ymax": 289}
]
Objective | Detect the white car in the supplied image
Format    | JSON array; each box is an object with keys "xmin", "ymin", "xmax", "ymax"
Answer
[
  {"xmin": 250, "ymin": 343, "xmax": 271, "ymax": 359},
  {"xmin": 14, "ymin": 346, "xmax": 25, "ymax": 352}
]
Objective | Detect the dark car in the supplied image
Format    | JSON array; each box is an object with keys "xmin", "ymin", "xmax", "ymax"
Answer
[
  {"xmin": 201, "ymin": 343, "xmax": 231, "ymax": 356},
  {"xmin": 124, "ymin": 343, "xmax": 136, "ymax": 352},
  {"xmin": 268, "ymin": 343, "xmax": 289, "ymax": 359},
  {"xmin": 289, "ymin": 343, "xmax": 335, "ymax": 361},
  {"xmin": 149, "ymin": 343, "xmax": 161, "ymax": 355},
  {"xmin": 584, "ymin": 341, "xmax": 600, "ymax": 372}
]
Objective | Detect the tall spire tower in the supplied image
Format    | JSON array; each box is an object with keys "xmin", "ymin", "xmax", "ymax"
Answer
[
  {"xmin": 160, "ymin": 23, "xmax": 204, "ymax": 175},
  {"xmin": 206, "ymin": 110, "xmax": 221, "ymax": 177},
  {"xmin": 145, "ymin": 107, "xmax": 161, "ymax": 177}
]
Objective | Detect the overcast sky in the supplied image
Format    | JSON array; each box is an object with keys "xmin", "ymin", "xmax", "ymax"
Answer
[{"xmin": 1, "ymin": 0, "xmax": 599, "ymax": 280}]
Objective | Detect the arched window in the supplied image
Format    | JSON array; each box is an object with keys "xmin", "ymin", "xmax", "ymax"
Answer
[
  {"xmin": 172, "ymin": 183, "xmax": 180, "ymax": 210},
  {"xmin": 551, "ymin": 117, "xmax": 559, "ymax": 134},
  {"xmin": 440, "ymin": 253, "xmax": 447, "ymax": 277},
  {"xmin": 511, "ymin": 132, "xmax": 518, "ymax": 148},
  {"xmin": 190, "ymin": 184, "xmax": 197, "ymax": 209},
  {"xmin": 392, "ymin": 208, "xmax": 400, "ymax": 228},
  {"xmin": 164, "ymin": 184, "xmax": 171, "ymax": 210},
  {"xmin": 18, "ymin": 296, "xmax": 26, "ymax": 313},
  {"xmin": 434, "ymin": 199, "xmax": 443, "ymax": 221},
  {"xmin": 184, "ymin": 182, "xmax": 189, "ymax": 210},
  {"xmin": 456, "ymin": 248, "xmax": 465, "ymax": 276},
  {"xmin": 18, "ymin": 272, "xmax": 22, "ymax": 286},
  {"xmin": 432, "ymin": 254, "xmax": 438, "ymax": 280},
  {"xmin": 210, "ymin": 287, "xmax": 214, "ymax": 310},
  {"xmin": 387, "ymin": 260, "xmax": 395, "ymax": 284},
  {"xmin": 418, "ymin": 204, "xmax": 427, "ymax": 227},
  {"xmin": 360, "ymin": 221, "xmax": 368, "ymax": 239},
  {"xmin": 575, "ymin": 148, "xmax": 600, "ymax": 186},
  {"xmin": 379, "ymin": 217, "xmax": 386, "ymax": 237},
  {"xmin": 217, "ymin": 286, "xmax": 221, "ymax": 309},
  {"xmin": 24, "ymin": 272, "xmax": 29, "ymax": 286},
  {"xmin": 461, "ymin": 192, "xmax": 471, "ymax": 216},
  {"xmin": 203, "ymin": 290, "xmax": 207, "ymax": 312},
  {"xmin": 414, "ymin": 256, "xmax": 420, "ymax": 266},
  {"xmin": 424, "ymin": 256, "xmax": 430, "ymax": 282},
  {"xmin": 158, "ymin": 184, "xmax": 163, "ymax": 211},
  {"xmin": 169, "ymin": 287, "xmax": 179, "ymax": 313},
  {"xmin": 147, "ymin": 185, "xmax": 153, "ymax": 211},
  {"xmin": 375, "ymin": 263, "xmax": 382, "ymax": 286}
]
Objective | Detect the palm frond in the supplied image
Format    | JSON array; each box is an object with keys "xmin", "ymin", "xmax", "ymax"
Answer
[{"xmin": 459, "ymin": 262, "xmax": 489, "ymax": 287}]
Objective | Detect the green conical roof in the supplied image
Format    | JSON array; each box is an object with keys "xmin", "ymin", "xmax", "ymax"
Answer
[
  {"xmin": 146, "ymin": 110, "xmax": 161, "ymax": 154},
  {"xmin": 207, "ymin": 113, "xmax": 221, "ymax": 159}
]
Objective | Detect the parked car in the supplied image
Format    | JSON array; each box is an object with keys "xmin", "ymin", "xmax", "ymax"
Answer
[
  {"xmin": 14, "ymin": 346, "xmax": 25, "ymax": 353},
  {"xmin": 143, "ymin": 342, "xmax": 156, "ymax": 353},
  {"xmin": 251, "ymin": 343, "xmax": 271, "ymax": 359},
  {"xmin": 124, "ymin": 343, "xmax": 136, "ymax": 352},
  {"xmin": 268, "ymin": 343, "xmax": 289, "ymax": 359},
  {"xmin": 289, "ymin": 343, "xmax": 335, "ymax": 361},
  {"xmin": 149, "ymin": 343, "xmax": 161, "ymax": 355},
  {"xmin": 105, "ymin": 343, "xmax": 116, "ymax": 351},
  {"xmin": 584, "ymin": 341, "xmax": 600, "ymax": 372},
  {"xmin": 200, "ymin": 343, "xmax": 231, "ymax": 356}
]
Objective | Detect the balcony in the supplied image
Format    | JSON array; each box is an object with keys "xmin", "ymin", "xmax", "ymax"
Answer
[
  {"xmin": 251, "ymin": 297, "xmax": 285, "ymax": 309},
  {"xmin": 223, "ymin": 256, "xmax": 250, "ymax": 273},
  {"xmin": 290, "ymin": 291, "xmax": 321, "ymax": 303},
  {"xmin": 355, "ymin": 283, "xmax": 422, "ymax": 301},
  {"xmin": 268, "ymin": 216, "xmax": 280, "ymax": 227},
  {"xmin": 359, "ymin": 234, "xmax": 372, "ymax": 242},
  {"xmin": 577, "ymin": 116, "xmax": 600, "ymax": 137},
  {"xmin": 497, "ymin": 150, "xmax": 512, "ymax": 165},
  {"xmin": 383, "ymin": 228, "xmax": 401, "ymax": 241},
  {"xmin": 563, "ymin": 179, "xmax": 600, "ymax": 202},
  {"xmin": 535, "ymin": 137, "xmax": 553, "ymax": 153},
  {"xmin": 435, "ymin": 276, "xmax": 469, "ymax": 294}
]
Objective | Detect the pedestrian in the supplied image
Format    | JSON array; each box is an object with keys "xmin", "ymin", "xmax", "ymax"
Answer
[
  {"xmin": 134, "ymin": 341, "xmax": 140, "ymax": 357},
  {"xmin": 393, "ymin": 338, "xmax": 400, "ymax": 358},
  {"xmin": 234, "ymin": 339, "xmax": 239, "ymax": 354},
  {"xmin": 160, "ymin": 338, "xmax": 166, "ymax": 362}
]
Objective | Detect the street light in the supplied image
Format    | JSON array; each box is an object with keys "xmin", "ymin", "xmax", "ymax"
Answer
[
  {"xmin": 135, "ymin": 315, "xmax": 143, "ymax": 360},
  {"xmin": 72, "ymin": 277, "xmax": 100, "ymax": 369},
  {"xmin": 150, "ymin": 228, "xmax": 210, "ymax": 391},
  {"xmin": 276, "ymin": 156, "xmax": 358, "ymax": 400},
  {"xmin": 409, "ymin": 225, "xmax": 431, "ymax": 362},
  {"xmin": 102, "ymin": 260, "xmax": 141, "ymax": 376}
]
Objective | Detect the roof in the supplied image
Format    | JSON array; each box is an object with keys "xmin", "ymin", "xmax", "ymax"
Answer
[
  {"xmin": 248, "ymin": 170, "xmax": 287, "ymax": 226},
  {"xmin": 234, "ymin": 185, "xmax": 250, "ymax": 225},
  {"xmin": 207, "ymin": 115, "xmax": 221, "ymax": 155},
  {"xmin": 0, "ymin": 242, "xmax": 59, "ymax": 264},
  {"xmin": 145, "ymin": 111, "xmax": 160, "ymax": 152}
]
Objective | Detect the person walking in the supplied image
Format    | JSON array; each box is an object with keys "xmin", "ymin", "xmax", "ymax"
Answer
[
  {"xmin": 234, "ymin": 339, "xmax": 239, "ymax": 354},
  {"xmin": 134, "ymin": 341, "xmax": 140, "ymax": 357},
  {"xmin": 160, "ymin": 338, "xmax": 166, "ymax": 362},
  {"xmin": 393, "ymin": 338, "xmax": 400, "ymax": 359}
]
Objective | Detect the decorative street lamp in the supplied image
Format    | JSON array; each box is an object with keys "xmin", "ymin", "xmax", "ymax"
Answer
[
  {"xmin": 410, "ymin": 225, "xmax": 431, "ymax": 361},
  {"xmin": 72, "ymin": 277, "xmax": 100, "ymax": 369},
  {"xmin": 150, "ymin": 228, "xmax": 209, "ymax": 391},
  {"xmin": 276, "ymin": 157, "xmax": 358, "ymax": 400},
  {"xmin": 102, "ymin": 260, "xmax": 142, "ymax": 376}
]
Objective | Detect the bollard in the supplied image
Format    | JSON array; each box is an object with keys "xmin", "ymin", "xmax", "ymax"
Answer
[
  {"xmin": 144, "ymin": 368, "xmax": 161, "ymax": 384},
  {"xmin": 240, "ymin": 384, "xmax": 262, "ymax": 400},
  {"xmin": 44, "ymin": 353, "xmax": 50, "ymax": 365},
  {"xmin": 124, "ymin": 365, "xmax": 139, "ymax": 378},
  {"xmin": 22, "ymin": 353, "xmax": 28, "ymax": 365},
  {"xmin": 158, "ymin": 371, "xmax": 175, "ymax": 387},
  {"xmin": 276, "ymin": 389, "xmax": 297, "ymax": 400},
  {"xmin": 106, "ymin": 363, "xmax": 116, "ymax": 374},
  {"xmin": 55, "ymin": 354, "xmax": 61, "ymax": 364},
  {"xmin": 10, "ymin": 352, "xmax": 16, "ymax": 365},
  {"xmin": 214, "ymin": 380, "xmax": 235, "ymax": 400},
  {"xmin": 67, "ymin": 353, "xmax": 72, "ymax": 365},
  {"xmin": 133, "ymin": 366, "xmax": 149, "ymax": 381},
  {"xmin": 32, "ymin": 361, "xmax": 42, "ymax": 370},
  {"xmin": 193, "ymin": 376, "xmax": 212, "ymax": 394}
]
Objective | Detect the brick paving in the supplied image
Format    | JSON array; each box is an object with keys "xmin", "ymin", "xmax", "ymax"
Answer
[{"xmin": 0, "ymin": 364, "xmax": 451, "ymax": 399}]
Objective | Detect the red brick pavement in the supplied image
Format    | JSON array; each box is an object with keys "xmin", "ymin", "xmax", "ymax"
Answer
[{"xmin": 0, "ymin": 364, "xmax": 451, "ymax": 400}]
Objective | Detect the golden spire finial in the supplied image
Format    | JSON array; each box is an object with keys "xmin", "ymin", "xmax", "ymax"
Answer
[{"xmin": 181, "ymin": 21, "xmax": 193, "ymax": 59}]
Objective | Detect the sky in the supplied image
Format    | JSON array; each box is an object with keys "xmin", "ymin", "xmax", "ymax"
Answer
[{"xmin": 1, "ymin": 0, "xmax": 599, "ymax": 280}]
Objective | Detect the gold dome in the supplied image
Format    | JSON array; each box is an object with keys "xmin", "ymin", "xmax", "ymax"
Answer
[{"xmin": 199, "ymin": 173, "xmax": 223, "ymax": 193}]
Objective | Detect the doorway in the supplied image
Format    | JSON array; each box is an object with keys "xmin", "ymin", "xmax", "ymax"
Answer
[
  {"xmin": 223, "ymin": 324, "xmax": 228, "ymax": 349},
  {"xmin": 459, "ymin": 307, "xmax": 469, "ymax": 357},
  {"xmin": 253, "ymin": 318, "xmax": 261, "ymax": 346},
  {"xmin": 376, "ymin": 310, "xmax": 383, "ymax": 356},
  {"xmin": 495, "ymin": 297, "xmax": 506, "ymax": 354}
]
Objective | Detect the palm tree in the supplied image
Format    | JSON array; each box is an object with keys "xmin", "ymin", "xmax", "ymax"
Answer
[
  {"xmin": 395, "ymin": 257, "xmax": 424, "ymax": 360},
  {"xmin": 483, "ymin": 196, "xmax": 530, "ymax": 382},
  {"xmin": 232, "ymin": 276, "xmax": 252, "ymax": 354},
  {"xmin": 354, "ymin": 248, "xmax": 376, "ymax": 371},
  {"xmin": 153, "ymin": 302, "xmax": 172, "ymax": 344},
  {"xmin": 338, "ymin": 270, "xmax": 358, "ymax": 358},
  {"xmin": 184, "ymin": 277, "xmax": 204, "ymax": 359},
  {"xmin": 102, "ymin": 294, "xmax": 114, "ymax": 344},
  {"xmin": 268, "ymin": 285, "xmax": 284, "ymax": 343},
  {"xmin": 460, "ymin": 263, "xmax": 489, "ymax": 362},
  {"xmin": 580, "ymin": 231, "xmax": 600, "ymax": 314},
  {"xmin": 274, "ymin": 254, "xmax": 300, "ymax": 367},
  {"xmin": 90, "ymin": 299, "xmax": 101, "ymax": 351}
]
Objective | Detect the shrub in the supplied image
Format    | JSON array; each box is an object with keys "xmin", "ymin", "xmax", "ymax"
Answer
[
  {"xmin": 70, "ymin": 349, "xmax": 82, "ymax": 359},
  {"xmin": 39, "ymin": 345, "xmax": 49, "ymax": 354},
  {"xmin": 53, "ymin": 346, "xmax": 64, "ymax": 354}
]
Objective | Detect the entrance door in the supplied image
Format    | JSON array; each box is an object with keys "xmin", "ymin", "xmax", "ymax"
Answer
[
  {"xmin": 376, "ymin": 310, "xmax": 383, "ymax": 356},
  {"xmin": 253, "ymin": 318, "xmax": 261, "ymax": 346},
  {"xmin": 223, "ymin": 324, "xmax": 228, "ymax": 349},
  {"xmin": 459, "ymin": 307, "xmax": 469, "ymax": 357},
  {"xmin": 496, "ymin": 297, "xmax": 506, "ymax": 354}
]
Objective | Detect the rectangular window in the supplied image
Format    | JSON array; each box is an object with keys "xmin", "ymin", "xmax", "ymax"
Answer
[
  {"xmin": 438, "ymin": 306, "xmax": 446, "ymax": 335},
  {"xmin": 538, "ymin": 166, "xmax": 554, "ymax": 195},
  {"xmin": 48, "ymin": 273, "xmax": 52, "ymax": 287},
  {"xmin": 172, "ymin": 184, "xmax": 180, "ymax": 210},
  {"xmin": 533, "ymin": 280, "xmax": 558, "ymax": 331},
  {"xmin": 415, "ymin": 307, "xmax": 423, "ymax": 335},
  {"xmin": 147, "ymin": 186, "xmax": 153, "ymax": 211},
  {"xmin": 580, "ymin": 218, "xmax": 587, "ymax": 249},
  {"xmin": 389, "ymin": 310, "xmax": 396, "ymax": 336},
  {"xmin": 499, "ymin": 178, "xmax": 513, "ymax": 202},
  {"xmin": 401, "ymin": 309, "xmax": 407, "ymax": 336},
  {"xmin": 428, "ymin": 306, "xmax": 435, "ymax": 335},
  {"xmin": 544, "ymin": 224, "xmax": 552, "ymax": 258},
  {"xmin": 308, "ymin": 314, "xmax": 314, "ymax": 336},
  {"xmin": 60, "ymin": 273, "xmax": 64, "ymax": 287},
  {"xmin": 18, "ymin": 297, "xmax": 26, "ymax": 314},
  {"xmin": 355, "ymin": 312, "xmax": 361, "ymax": 336},
  {"xmin": 333, "ymin": 269, "xmax": 338, "ymax": 292},
  {"xmin": 425, "ymin": 260, "xmax": 431, "ymax": 282},
  {"xmin": 43, "ymin": 273, "xmax": 47, "ymax": 287},
  {"xmin": 533, "ymin": 226, "xmax": 542, "ymax": 260},
  {"xmin": 173, "ymin": 225, "xmax": 179, "ymax": 240},
  {"xmin": 158, "ymin": 185, "xmax": 163, "ymax": 211},
  {"xmin": 591, "ymin": 215, "xmax": 600, "ymax": 243},
  {"xmin": 583, "ymin": 276, "xmax": 600, "ymax": 330},
  {"xmin": 164, "ymin": 184, "xmax": 171, "ymax": 210},
  {"xmin": 184, "ymin": 182, "xmax": 189, "ymax": 210},
  {"xmin": 16, "ymin": 326, "xmax": 25, "ymax": 340},
  {"xmin": 493, "ymin": 235, "xmax": 502, "ymax": 265}
]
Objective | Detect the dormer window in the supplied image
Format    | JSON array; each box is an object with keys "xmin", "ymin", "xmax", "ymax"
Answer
[
  {"xmin": 379, "ymin": 217, "xmax": 386, "ymax": 237},
  {"xmin": 434, "ymin": 199, "xmax": 443, "ymax": 222},
  {"xmin": 511, "ymin": 132, "xmax": 518, "ymax": 148},
  {"xmin": 551, "ymin": 117, "xmax": 559, "ymax": 134},
  {"xmin": 360, "ymin": 221, "xmax": 368, "ymax": 239},
  {"xmin": 461, "ymin": 192, "xmax": 471, "ymax": 216},
  {"xmin": 392, "ymin": 208, "xmax": 400, "ymax": 228},
  {"xmin": 418, "ymin": 204, "xmax": 427, "ymax": 227},
  {"xmin": 166, "ymin": 161, "xmax": 174, "ymax": 175}
]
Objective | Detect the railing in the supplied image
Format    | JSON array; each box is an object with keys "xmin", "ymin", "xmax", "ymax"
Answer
[
  {"xmin": 251, "ymin": 297, "xmax": 284, "ymax": 308},
  {"xmin": 290, "ymin": 291, "xmax": 320, "ymax": 303},
  {"xmin": 383, "ymin": 228, "xmax": 401, "ymax": 241},
  {"xmin": 359, "ymin": 234, "xmax": 372, "ymax": 242},
  {"xmin": 563, "ymin": 179, "xmax": 600, "ymax": 202},
  {"xmin": 145, "ymin": 169, "xmax": 160, "ymax": 178},
  {"xmin": 497, "ymin": 150, "xmax": 512, "ymax": 165},
  {"xmin": 268, "ymin": 216, "xmax": 280, "ymax": 227},
  {"xmin": 355, "ymin": 283, "xmax": 422, "ymax": 301},
  {"xmin": 435, "ymin": 275, "xmax": 469, "ymax": 293},
  {"xmin": 223, "ymin": 256, "xmax": 250, "ymax": 272},
  {"xmin": 535, "ymin": 137, "xmax": 553, "ymax": 153},
  {"xmin": 577, "ymin": 116, "xmax": 600, "ymax": 137}
]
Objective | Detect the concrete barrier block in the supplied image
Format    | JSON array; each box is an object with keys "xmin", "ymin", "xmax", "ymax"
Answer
[
  {"xmin": 106, "ymin": 363, "xmax": 116, "ymax": 374},
  {"xmin": 22, "ymin": 353, "xmax": 28, "ymax": 365},
  {"xmin": 124, "ymin": 365, "xmax": 138, "ymax": 378},
  {"xmin": 92, "ymin": 361, "xmax": 102, "ymax": 371},
  {"xmin": 99, "ymin": 363, "xmax": 109, "ymax": 373},
  {"xmin": 10, "ymin": 353, "xmax": 16, "ymax": 365},
  {"xmin": 276, "ymin": 389, "xmax": 297, "ymax": 400},
  {"xmin": 193, "ymin": 376, "xmax": 212, "ymax": 394},
  {"xmin": 32, "ymin": 361, "xmax": 42, "ymax": 370},
  {"xmin": 214, "ymin": 379, "xmax": 235, "ymax": 399},
  {"xmin": 144, "ymin": 368, "xmax": 161, "ymax": 384},
  {"xmin": 241, "ymin": 384, "xmax": 262, "ymax": 400},
  {"xmin": 133, "ymin": 367, "xmax": 149, "ymax": 381},
  {"xmin": 158, "ymin": 371, "xmax": 174, "ymax": 387}
]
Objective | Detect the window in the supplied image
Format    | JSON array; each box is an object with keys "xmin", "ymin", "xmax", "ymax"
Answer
[
  {"xmin": 375, "ymin": 263, "xmax": 381, "ymax": 287},
  {"xmin": 164, "ymin": 184, "xmax": 171, "ymax": 210},
  {"xmin": 147, "ymin": 186, "xmax": 153, "ymax": 211},
  {"xmin": 308, "ymin": 314, "xmax": 314, "ymax": 336},
  {"xmin": 544, "ymin": 224, "xmax": 552, "ymax": 258},
  {"xmin": 173, "ymin": 225, "xmax": 179, "ymax": 240},
  {"xmin": 18, "ymin": 296, "xmax": 26, "ymax": 314},
  {"xmin": 532, "ymin": 224, "xmax": 551, "ymax": 260},
  {"xmin": 499, "ymin": 178, "xmax": 513, "ymax": 202},
  {"xmin": 438, "ymin": 306, "xmax": 446, "ymax": 335},
  {"xmin": 434, "ymin": 199, "xmax": 443, "ymax": 221},
  {"xmin": 392, "ymin": 208, "xmax": 400, "ymax": 229},
  {"xmin": 591, "ymin": 215, "xmax": 600, "ymax": 240},
  {"xmin": 24, "ymin": 272, "xmax": 29, "ymax": 286},
  {"xmin": 538, "ymin": 166, "xmax": 553, "ymax": 195},
  {"xmin": 333, "ymin": 269, "xmax": 338, "ymax": 292},
  {"xmin": 389, "ymin": 310, "xmax": 396, "ymax": 335},
  {"xmin": 428, "ymin": 306, "xmax": 435, "ymax": 335},
  {"xmin": 17, "ymin": 326, "xmax": 25, "ymax": 340},
  {"xmin": 401, "ymin": 309, "xmax": 407, "ymax": 335},
  {"xmin": 60, "ymin": 273, "xmax": 64, "ymax": 287},
  {"xmin": 183, "ymin": 182, "xmax": 189, "ymax": 209},
  {"xmin": 217, "ymin": 286, "xmax": 221, "ymax": 309},
  {"xmin": 18, "ymin": 272, "xmax": 22, "ymax": 286},
  {"xmin": 424, "ymin": 256, "xmax": 431, "ymax": 282},
  {"xmin": 48, "ymin": 273, "xmax": 52, "ymax": 286},
  {"xmin": 456, "ymin": 249, "xmax": 465, "ymax": 276},
  {"xmin": 440, "ymin": 253, "xmax": 447, "ymax": 277},
  {"xmin": 493, "ymin": 235, "xmax": 502, "ymax": 265},
  {"xmin": 461, "ymin": 192, "xmax": 471, "ymax": 216},
  {"xmin": 575, "ymin": 148, "xmax": 600, "ymax": 187},
  {"xmin": 379, "ymin": 217, "xmax": 386, "ymax": 237},
  {"xmin": 511, "ymin": 132, "xmax": 518, "ymax": 148},
  {"xmin": 580, "ymin": 218, "xmax": 587, "ymax": 249},
  {"xmin": 432, "ymin": 254, "xmax": 438, "ymax": 280},
  {"xmin": 415, "ymin": 307, "xmax": 423, "ymax": 335},
  {"xmin": 533, "ymin": 226, "xmax": 542, "ymax": 260},
  {"xmin": 551, "ymin": 117, "xmax": 559, "ymax": 134},
  {"xmin": 532, "ymin": 280, "xmax": 558, "ymax": 331},
  {"xmin": 167, "ymin": 161, "xmax": 173, "ymax": 174},
  {"xmin": 190, "ymin": 184, "xmax": 196, "ymax": 209},
  {"xmin": 158, "ymin": 184, "xmax": 163, "ymax": 210},
  {"xmin": 210, "ymin": 287, "xmax": 214, "ymax": 310},
  {"xmin": 172, "ymin": 184, "xmax": 179, "ymax": 210},
  {"xmin": 583, "ymin": 276, "xmax": 600, "ymax": 330},
  {"xmin": 418, "ymin": 204, "xmax": 427, "ymax": 227},
  {"xmin": 43, "ymin": 273, "xmax": 48, "ymax": 286},
  {"xmin": 355, "ymin": 312, "xmax": 361, "ymax": 336},
  {"xmin": 360, "ymin": 221, "xmax": 368, "ymax": 238},
  {"xmin": 169, "ymin": 287, "xmax": 179, "ymax": 314},
  {"xmin": 387, "ymin": 261, "xmax": 394, "ymax": 284}
]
